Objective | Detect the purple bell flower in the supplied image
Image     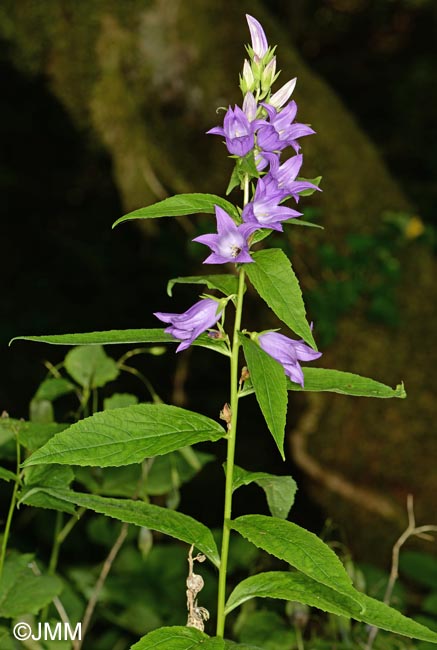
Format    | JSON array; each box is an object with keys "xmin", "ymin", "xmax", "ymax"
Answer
[
  {"xmin": 257, "ymin": 100, "xmax": 315, "ymax": 153},
  {"xmin": 258, "ymin": 331, "xmax": 322, "ymax": 387},
  {"xmin": 154, "ymin": 298, "xmax": 224, "ymax": 352},
  {"xmin": 246, "ymin": 14, "xmax": 268, "ymax": 61},
  {"xmin": 242, "ymin": 177, "xmax": 302, "ymax": 231},
  {"xmin": 193, "ymin": 205, "xmax": 257, "ymax": 264},
  {"xmin": 263, "ymin": 153, "xmax": 321, "ymax": 201},
  {"xmin": 207, "ymin": 104, "xmax": 256, "ymax": 157}
]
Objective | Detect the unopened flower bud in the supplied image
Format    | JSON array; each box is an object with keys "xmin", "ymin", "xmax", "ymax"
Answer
[
  {"xmin": 240, "ymin": 59, "xmax": 256, "ymax": 94},
  {"xmin": 243, "ymin": 91, "xmax": 257, "ymax": 122},
  {"xmin": 246, "ymin": 14, "xmax": 268, "ymax": 61},
  {"xmin": 269, "ymin": 78, "xmax": 297, "ymax": 109},
  {"xmin": 261, "ymin": 56, "xmax": 277, "ymax": 93}
]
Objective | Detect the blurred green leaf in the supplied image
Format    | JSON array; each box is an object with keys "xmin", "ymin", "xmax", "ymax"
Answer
[{"xmin": 65, "ymin": 345, "xmax": 119, "ymax": 389}]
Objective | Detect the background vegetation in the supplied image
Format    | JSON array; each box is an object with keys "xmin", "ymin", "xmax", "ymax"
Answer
[{"xmin": 1, "ymin": 3, "xmax": 436, "ymax": 645}]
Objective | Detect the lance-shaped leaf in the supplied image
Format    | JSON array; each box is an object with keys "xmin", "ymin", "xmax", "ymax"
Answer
[
  {"xmin": 38, "ymin": 489, "xmax": 220, "ymax": 567},
  {"xmin": 245, "ymin": 249, "xmax": 317, "ymax": 349},
  {"xmin": 231, "ymin": 465, "xmax": 297, "ymax": 519},
  {"xmin": 20, "ymin": 464, "xmax": 76, "ymax": 514},
  {"xmin": 131, "ymin": 626, "xmax": 225, "ymax": 650},
  {"xmin": 113, "ymin": 193, "xmax": 239, "ymax": 228},
  {"xmin": 0, "ymin": 553, "xmax": 63, "ymax": 618},
  {"xmin": 230, "ymin": 514, "xmax": 363, "ymax": 612},
  {"xmin": 167, "ymin": 274, "xmax": 239, "ymax": 298},
  {"xmin": 11, "ymin": 329, "xmax": 230, "ymax": 357},
  {"xmin": 240, "ymin": 367, "xmax": 406, "ymax": 400},
  {"xmin": 23, "ymin": 404, "xmax": 226, "ymax": 468},
  {"xmin": 225, "ymin": 572, "xmax": 437, "ymax": 644},
  {"xmin": 288, "ymin": 367, "xmax": 406, "ymax": 398},
  {"xmin": 240, "ymin": 335, "xmax": 287, "ymax": 459}
]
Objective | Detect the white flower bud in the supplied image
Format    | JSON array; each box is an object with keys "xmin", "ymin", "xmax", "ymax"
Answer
[{"xmin": 269, "ymin": 77, "xmax": 297, "ymax": 109}]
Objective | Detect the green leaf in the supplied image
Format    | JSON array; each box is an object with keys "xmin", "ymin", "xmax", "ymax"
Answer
[
  {"xmin": 240, "ymin": 336, "xmax": 287, "ymax": 459},
  {"xmin": 113, "ymin": 193, "xmax": 238, "ymax": 228},
  {"xmin": 230, "ymin": 609, "xmax": 295, "ymax": 650},
  {"xmin": 0, "ymin": 627, "xmax": 15, "ymax": 650},
  {"xmin": 167, "ymin": 274, "xmax": 239, "ymax": 298},
  {"xmin": 20, "ymin": 464, "xmax": 75, "ymax": 514},
  {"xmin": 34, "ymin": 377, "xmax": 75, "ymax": 402},
  {"xmin": 289, "ymin": 368, "xmax": 406, "ymax": 398},
  {"xmin": 0, "ymin": 467, "xmax": 16, "ymax": 482},
  {"xmin": 64, "ymin": 345, "xmax": 119, "ymax": 389},
  {"xmin": 18, "ymin": 422, "xmax": 68, "ymax": 452},
  {"xmin": 231, "ymin": 465, "xmax": 297, "ymax": 519},
  {"xmin": 104, "ymin": 393, "xmax": 139, "ymax": 410},
  {"xmin": 36, "ymin": 490, "xmax": 220, "ymax": 567},
  {"xmin": 240, "ymin": 368, "xmax": 406, "ymax": 400},
  {"xmin": 0, "ymin": 553, "xmax": 63, "ymax": 617},
  {"xmin": 225, "ymin": 571, "xmax": 350, "ymax": 616},
  {"xmin": 23, "ymin": 404, "xmax": 226, "ymax": 468},
  {"xmin": 131, "ymin": 626, "xmax": 225, "ymax": 650},
  {"xmin": 225, "ymin": 571, "xmax": 437, "ymax": 644},
  {"xmin": 11, "ymin": 328, "xmax": 230, "ymax": 357},
  {"xmin": 245, "ymin": 249, "xmax": 317, "ymax": 349},
  {"xmin": 230, "ymin": 514, "xmax": 362, "ymax": 612}
]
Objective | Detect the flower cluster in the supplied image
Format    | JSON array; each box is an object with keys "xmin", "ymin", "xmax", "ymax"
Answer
[
  {"xmin": 154, "ymin": 15, "xmax": 321, "ymax": 385},
  {"xmin": 197, "ymin": 14, "xmax": 320, "ymax": 260}
]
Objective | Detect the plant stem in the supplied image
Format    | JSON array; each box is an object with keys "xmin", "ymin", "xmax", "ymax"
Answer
[
  {"xmin": 216, "ymin": 173, "xmax": 249, "ymax": 636},
  {"xmin": 216, "ymin": 267, "xmax": 246, "ymax": 636},
  {"xmin": 0, "ymin": 435, "xmax": 21, "ymax": 581}
]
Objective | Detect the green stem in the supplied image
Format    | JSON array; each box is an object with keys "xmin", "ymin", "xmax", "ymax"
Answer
[
  {"xmin": 216, "ymin": 174, "xmax": 249, "ymax": 636},
  {"xmin": 216, "ymin": 267, "xmax": 246, "ymax": 636},
  {"xmin": 295, "ymin": 626, "xmax": 305, "ymax": 650},
  {"xmin": 0, "ymin": 435, "xmax": 21, "ymax": 581}
]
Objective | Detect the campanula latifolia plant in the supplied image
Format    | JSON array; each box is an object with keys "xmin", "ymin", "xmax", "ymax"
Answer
[{"xmin": 7, "ymin": 13, "xmax": 437, "ymax": 650}]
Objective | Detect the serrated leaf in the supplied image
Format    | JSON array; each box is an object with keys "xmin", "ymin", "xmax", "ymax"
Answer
[
  {"xmin": 0, "ymin": 553, "xmax": 63, "ymax": 617},
  {"xmin": 131, "ymin": 626, "xmax": 225, "ymax": 650},
  {"xmin": 289, "ymin": 368, "xmax": 406, "ymax": 398},
  {"xmin": 20, "ymin": 464, "xmax": 75, "ymax": 514},
  {"xmin": 11, "ymin": 328, "xmax": 230, "ymax": 357},
  {"xmin": 64, "ymin": 345, "xmax": 119, "ymax": 389},
  {"xmin": 23, "ymin": 404, "xmax": 226, "ymax": 468},
  {"xmin": 231, "ymin": 465, "xmax": 297, "ymax": 519},
  {"xmin": 240, "ymin": 368, "xmax": 406, "ymax": 400},
  {"xmin": 230, "ymin": 514, "xmax": 363, "ymax": 612},
  {"xmin": 167, "ymin": 274, "xmax": 239, "ymax": 298},
  {"xmin": 35, "ymin": 490, "xmax": 220, "ymax": 567},
  {"xmin": 245, "ymin": 249, "xmax": 317, "ymax": 349},
  {"xmin": 240, "ymin": 336, "xmax": 287, "ymax": 459},
  {"xmin": 225, "ymin": 571, "xmax": 437, "ymax": 644},
  {"xmin": 113, "ymin": 193, "xmax": 238, "ymax": 228},
  {"xmin": 0, "ymin": 467, "xmax": 16, "ymax": 482}
]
